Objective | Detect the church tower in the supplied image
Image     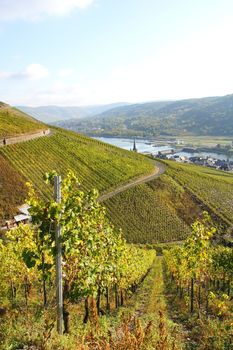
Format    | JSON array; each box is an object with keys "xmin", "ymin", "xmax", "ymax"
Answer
[{"xmin": 133, "ymin": 139, "xmax": 137, "ymax": 152}]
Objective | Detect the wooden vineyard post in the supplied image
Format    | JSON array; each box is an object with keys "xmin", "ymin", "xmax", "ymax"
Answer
[{"xmin": 54, "ymin": 175, "xmax": 63, "ymax": 334}]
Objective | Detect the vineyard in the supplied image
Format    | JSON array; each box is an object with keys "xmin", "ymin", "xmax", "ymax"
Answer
[
  {"xmin": 1, "ymin": 171, "xmax": 231, "ymax": 349},
  {"xmin": 2, "ymin": 102, "xmax": 233, "ymax": 247},
  {"xmin": 0, "ymin": 104, "xmax": 45, "ymax": 138},
  {"xmin": 0, "ymin": 155, "xmax": 28, "ymax": 223},
  {"xmin": 0, "ymin": 110, "xmax": 232, "ymax": 347},
  {"xmin": 102, "ymin": 160, "xmax": 233, "ymax": 244},
  {"xmin": 0, "ymin": 172, "xmax": 157, "ymax": 349},
  {"xmin": 104, "ymin": 182, "xmax": 190, "ymax": 243},
  {"xmin": 0, "ymin": 128, "xmax": 154, "ymax": 223},
  {"xmin": 103, "ymin": 172, "xmax": 208, "ymax": 243},
  {"xmin": 164, "ymin": 214, "xmax": 233, "ymax": 349},
  {"xmin": 165, "ymin": 160, "xmax": 233, "ymax": 225}
]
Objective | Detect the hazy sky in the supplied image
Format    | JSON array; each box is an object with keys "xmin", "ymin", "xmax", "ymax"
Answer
[{"xmin": 1, "ymin": 0, "xmax": 233, "ymax": 106}]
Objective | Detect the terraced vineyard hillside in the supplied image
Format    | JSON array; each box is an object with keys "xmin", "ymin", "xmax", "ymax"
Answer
[
  {"xmin": 0, "ymin": 155, "xmax": 28, "ymax": 222},
  {"xmin": 2, "ymin": 102, "xmax": 233, "ymax": 245},
  {"xmin": 104, "ymin": 174, "xmax": 201, "ymax": 243},
  {"xmin": 104, "ymin": 162, "xmax": 233, "ymax": 244},
  {"xmin": 0, "ymin": 103, "xmax": 45, "ymax": 138},
  {"xmin": 105, "ymin": 182, "xmax": 190, "ymax": 243},
  {"xmin": 164, "ymin": 160, "xmax": 233, "ymax": 226},
  {"xmin": 0, "ymin": 127, "xmax": 154, "ymax": 224}
]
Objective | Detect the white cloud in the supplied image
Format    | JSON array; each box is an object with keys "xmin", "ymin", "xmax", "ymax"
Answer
[
  {"xmin": 0, "ymin": 63, "xmax": 48, "ymax": 80},
  {"xmin": 0, "ymin": 72, "xmax": 10, "ymax": 79},
  {"xmin": 58, "ymin": 69, "xmax": 74, "ymax": 78},
  {"xmin": 0, "ymin": 0, "xmax": 94, "ymax": 21},
  {"xmin": 25, "ymin": 64, "xmax": 49, "ymax": 80}
]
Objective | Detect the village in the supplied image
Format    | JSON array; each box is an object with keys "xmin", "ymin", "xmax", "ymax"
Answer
[
  {"xmin": 130, "ymin": 138, "xmax": 233, "ymax": 172},
  {"xmin": 156, "ymin": 149, "xmax": 233, "ymax": 171}
]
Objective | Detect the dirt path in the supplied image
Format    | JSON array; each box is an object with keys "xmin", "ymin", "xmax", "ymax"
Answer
[
  {"xmin": 1, "ymin": 128, "xmax": 166, "ymax": 205},
  {"xmin": 0, "ymin": 128, "xmax": 51, "ymax": 147},
  {"xmin": 134, "ymin": 257, "xmax": 167, "ymax": 318},
  {"xmin": 129, "ymin": 257, "xmax": 184, "ymax": 348},
  {"xmin": 98, "ymin": 160, "xmax": 166, "ymax": 202}
]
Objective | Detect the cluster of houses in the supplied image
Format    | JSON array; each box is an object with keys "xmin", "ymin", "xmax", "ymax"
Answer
[
  {"xmin": 151, "ymin": 143, "xmax": 233, "ymax": 171},
  {"xmin": 169, "ymin": 155, "xmax": 233, "ymax": 171}
]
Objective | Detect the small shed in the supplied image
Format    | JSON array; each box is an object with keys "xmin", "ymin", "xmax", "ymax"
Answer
[
  {"xmin": 17, "ymin": 204, "xmax": 31, "ymax": 216},
  {"xmin": 14, "ymin": 214, "xmax": 30, "ymax": 225}
]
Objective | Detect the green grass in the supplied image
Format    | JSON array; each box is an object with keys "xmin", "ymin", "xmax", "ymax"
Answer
[
  {"xmin": 0, "ymin": 104, "xmax": 45, "ymax": 138},
  {"xmin": 0, "ymin": 128, "xmax": 154, "ymax": 223}
]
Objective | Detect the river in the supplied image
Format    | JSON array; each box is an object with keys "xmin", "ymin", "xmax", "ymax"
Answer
[{"xmin": 94, "ymin": 137, "xmax": 233, "ymax": 161}]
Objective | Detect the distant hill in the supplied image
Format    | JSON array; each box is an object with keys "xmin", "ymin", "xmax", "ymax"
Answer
[
  {"xmin": 53, "ymin": 94, "xmax": 233, "ymax": 137},
  {"xmin": 17, "ymin": 102, "xmax": 129, "ymax": 123},
  {"xmin": 17, "ymin": 105, "xmax": 89, "ymax": 123},
  {"xmin": 0, "ymin": 102, "xmax": 45, "ymax": 138}
]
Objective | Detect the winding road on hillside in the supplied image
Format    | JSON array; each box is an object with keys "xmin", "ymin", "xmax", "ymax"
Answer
[
  {"xmin": 98, "ymin": 160, "xmax": 166, "ymax": 202},
  {"xmin": 1, "ymin": 128, "xmax": 166, "ymax": 202}
]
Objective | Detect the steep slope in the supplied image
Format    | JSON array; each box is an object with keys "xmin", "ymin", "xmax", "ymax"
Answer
[
  {"xmin": 0, "ymin": 102, "xmax": 45, "ymax": 138},
  {"xmin": 104, "ymin": 181, "xmax": 191, "ymax": 243},
  {"xmin": 103, "ymin": 161, "xmax": 233, "ymax": 244},
  {"xmin": 57, "ymin": 94, "xmax": 233, "ymax": 137},
  {"xmin": 0, "ymin": 121, "xmax": 154, "ymax": 224},
  {"xmin": 164, "ymin": 160, "xmax": 233, "ymax": 226},
  {"xmin": 0, "ymin": 154, "xmax": 28, "ymax": 223}
]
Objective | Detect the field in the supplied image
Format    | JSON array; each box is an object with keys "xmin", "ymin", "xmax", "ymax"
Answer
[
  {"xmin": 173, "ymin": 135, "xmax": 233, "ymax": 147},
  {"xmin": 0, "ymin": 104, "xmax": 45, "ymax": 138},
  {"xmin": 0, "ymin": 128, "xmax": 154, "ymax": 223}
]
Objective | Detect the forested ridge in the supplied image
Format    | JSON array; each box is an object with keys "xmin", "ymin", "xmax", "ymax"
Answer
[{"xmin": 55, "ymin": 93, "xmax": 233, "ymax": 137}]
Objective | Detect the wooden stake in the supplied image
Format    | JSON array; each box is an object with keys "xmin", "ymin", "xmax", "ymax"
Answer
[{"xmin": 54, "ymin": 175, "xmax": 63, "ymax": 334}]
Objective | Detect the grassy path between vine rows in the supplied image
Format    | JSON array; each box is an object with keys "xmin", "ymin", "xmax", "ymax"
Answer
[
  {"xmin": 98, "ymin": 160, "xmax": 166, "ymax": 202},
  {"xmin": 125, "ymin": 256, "xmax": 185, "ymax": 349},
  {"xmin": 134, "ymin": 257, "xmax": 168, "ymax": 318}
]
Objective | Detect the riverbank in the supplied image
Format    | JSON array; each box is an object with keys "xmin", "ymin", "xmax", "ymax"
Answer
[{"xmin": 94, "ymin": 136, "xmax": 233, "ymax": 162}]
